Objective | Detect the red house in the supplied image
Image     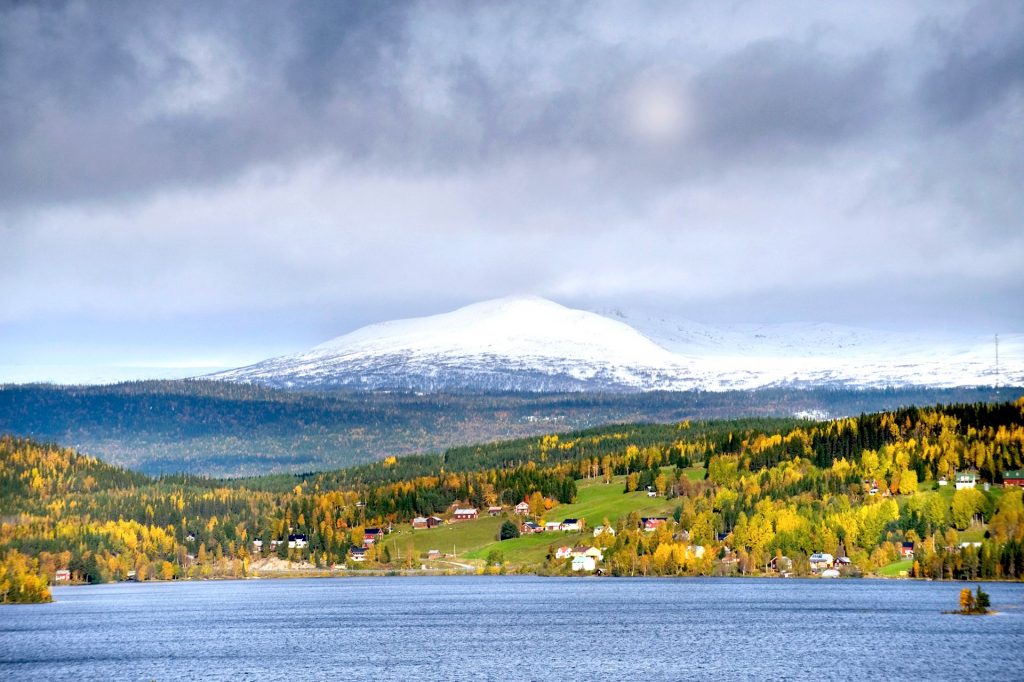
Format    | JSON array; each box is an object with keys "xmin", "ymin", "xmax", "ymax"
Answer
[
  {"xmin": 452, "ymin": 508, "xmax": 479, "ymax": 521},
  {"xmin": 1004, "ymin": 470, "xmax": 1024, "ymax": 487},
  {"xmin": 900, "ymin": 542, "xmax": 915, "ymax": 558}
]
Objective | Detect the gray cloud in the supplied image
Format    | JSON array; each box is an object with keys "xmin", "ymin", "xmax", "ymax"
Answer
[{"xmin": 0, "ymin": 1, "xmax": 1021, "ymax": 380}]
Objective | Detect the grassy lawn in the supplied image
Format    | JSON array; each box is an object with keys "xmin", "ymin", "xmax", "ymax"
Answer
[
  {"xmin": 878, "ymin": 558, "xmax": 913, "ymax": 577},
  {"xmin": 680, "ymin": 465, "xmax": 707, "ymax": 482},
  {"xmin": 376, "ymin": 470, "xmax": 702, "ymax": 568},
  {"xmin": 959, "ymin": 527, "xmax": 987, "ymax": 542},
  {"xmin": 380, "ymin": 516, "xmax": 504, "ymax": 562},
  {"xmin": 542, "ymin": 474, "xmax": 679, "ymax": 526},
  {"xmin": 465, "ymin": 473, "xmax": 681, "ymax": 566}
]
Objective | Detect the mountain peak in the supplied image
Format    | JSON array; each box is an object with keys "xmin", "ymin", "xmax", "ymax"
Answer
[{"xmin": 209, "ymin": 297, "xmax": 1022, "ymax": 392}]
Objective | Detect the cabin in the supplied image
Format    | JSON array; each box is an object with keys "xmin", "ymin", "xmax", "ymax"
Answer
[
  {"xmin": 560, "ymin": 518, "xmax": 581, "ymax": 532},
  {"xmin": 452, "ymin": 508, "xmax": 479, "ymax": 521},
  {"xmin": 349, "ymin": 547, "xmax": 367, "ymax": 562},
  {"xmin": 938, "ymin": 477, "xmax": 948, "ymax": 487},
  {"xmin": 54, "ymin": 569, "xmax": 71, "ymax": 582},
  {"xmin": 515, "ymin": 502, "xmax": 531, "ymax": 515},
  {"xmin": 487, "ymin": 506, "xmax": 504, "ymax": 517},
  {"xmin": 955, "ymin": 472, "xmax": 979, "ymax": 490},
  {"xmin": 571, "ymin": 555, "xmax": 596, "ymax": 572},
  {"xmin": 900, "ymin": 542, "xmax": 915, "ymax": 558},
  {"xmin": 593, "ymin": 525, "xmax": 616, "ymax": 537},
  {"xmin": 545, "ymin": 521, "xmax": 562, "ymax": 532},
  {"xmin": 252, "ymin": 539, "xmax": 263, "ymax": 552},
  {"xmin": 288, "ymin": 534, "xmax": 308, "ymax": 550},
  {"xmin": 555, "ymin": 546, "xmax": 573, "ymax": 559},
  {"xmin": 522, "ymin": 521, "xmax": 543, "ymax": 534},
  {"xmin": 769, "ymin": 556, "xmax": 793, "ymax": 572},
  {"xmin": 642, "ymin": 517, "xmax": 667, "ymax": 532},
  {"xmin": 427, "ymin": 549, "xmax": 441, "ymax": 560},
  {"xmin": 412, "ymin": 517, "xmax": 429, "ymax": 529},
  {"xmin": 363, "ymin": 528, "xmax": 384, "ymax": 546},
  {"xmin": 809, "ymin": 553, "xmax": 834, "ymax": 571},
  {"xmin": 1004, "ymin": 470, "xmax": 1024, "ymax": 487}
]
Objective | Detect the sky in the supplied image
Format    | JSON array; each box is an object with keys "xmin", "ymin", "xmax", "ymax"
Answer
[{"xmin": 1, "ymin": 1, "xmax": 1022, "ymax": 383}]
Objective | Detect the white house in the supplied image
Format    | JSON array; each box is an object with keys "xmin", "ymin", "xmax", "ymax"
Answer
[
  {"xmin": 288, "ymin": 534, "xmax": 308, "ymax": 550},
  {"xmin": 593, "ymin": 525, "xmax": 616, "ymax": 538},
  {"xmin": 555, "ymin": 546, "xmax": 573, "ymax": 559},
  {"xmin": 571, "ymin": 555, "xmax": 596, "ymax": 572},
  {"xmin": 545, "ymin": 521, "xmax": 562, "ymax": 532},
  {"xmin": 809, "ymin": 553, "xmax": 834, "ymax": 571},
  {"xmin": 955, "ymin": 472, "xmax": 978, "ymax": 490},
  {"xmin": 515, "ymin": 502, "xmax": 531, "ymax": 515},
  {"xmin": 560, "ymin": 518, "xmax": 581, "ymax": 532}
]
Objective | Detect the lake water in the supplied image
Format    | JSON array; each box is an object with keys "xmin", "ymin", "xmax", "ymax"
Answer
[{"xmin": 2, "ymin": 576, "xmax": 1023, "ymax": 681}]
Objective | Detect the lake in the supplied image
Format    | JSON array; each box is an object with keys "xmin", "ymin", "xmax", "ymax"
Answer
[{"xmin": 2, "ymin": 577, "xmax": 1022, "ymax": 680}]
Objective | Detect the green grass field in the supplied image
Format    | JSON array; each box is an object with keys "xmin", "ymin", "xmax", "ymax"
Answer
[
  {"xmin": 375, "ymin": 471, "xmax": 684, "ymax": 568},
  {"xmin": 380, "ymin": 516, "xmax": 505, "ymax": 564},
  {"xmin": 878, "ymin": 558, "xmax": 914, "ymax": 577},
  {"xmin": 464, "ymin": 473, "xmax": 685, "ymax": 565}
]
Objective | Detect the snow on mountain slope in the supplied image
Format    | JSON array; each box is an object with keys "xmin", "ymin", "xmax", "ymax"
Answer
[
  {"xmin": 598, "ymin": 307, "xmax": 1023, "ymax": 390},
  {"xmin": 210, "ymin": 296, "xmax": 701, "ymax": 391},
  {"xmin": 209, "ymin": 296, "xmax": 1023, "ymax": 392}
]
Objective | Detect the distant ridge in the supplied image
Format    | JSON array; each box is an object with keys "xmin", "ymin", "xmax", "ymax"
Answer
[{"xmin": 208, "ymin": 296, "xmax": 1023, "ymax": 392}]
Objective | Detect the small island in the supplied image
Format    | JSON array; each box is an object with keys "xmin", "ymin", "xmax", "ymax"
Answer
[{"xmin": 948, "ymin": 585, "xmax": 991, "ymax": 615}]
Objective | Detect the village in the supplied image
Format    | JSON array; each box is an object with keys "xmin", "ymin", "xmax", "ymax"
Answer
[{"xmin": 234, "ymin": 464, "xmax": 1020, "ymax": 580}]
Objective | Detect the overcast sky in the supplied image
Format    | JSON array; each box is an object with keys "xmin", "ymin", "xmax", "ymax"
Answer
[{"xmin": 1, "ymin": 1, "xmax": 1022, "ymax": 382}]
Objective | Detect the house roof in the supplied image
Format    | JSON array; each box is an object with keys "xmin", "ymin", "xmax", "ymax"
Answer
[
  {"xmin": 562, "ymin": 518, "xmax": 579, "ymax": 524},
  {"xmin": 453, "ymin": 508, "xmax": 478, "ymax": 515},
  {"xmin": 1004, "ymin": 470, "xmax": 1024, "ymax": 479}
]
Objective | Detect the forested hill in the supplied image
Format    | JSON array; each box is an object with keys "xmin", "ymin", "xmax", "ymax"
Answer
[
  {"xmin": 0, "ymin": 381, "xmax": 1014, "ymax": 476},
  {"xmin": 1, "ymin": 399, "xmax": 1023, "ymax": 590}
]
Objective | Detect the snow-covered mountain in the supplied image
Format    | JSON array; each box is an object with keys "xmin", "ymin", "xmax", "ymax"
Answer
[{"xmin": 208, "ymin": 296, "xmax": 1022, "ymax": 392}]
